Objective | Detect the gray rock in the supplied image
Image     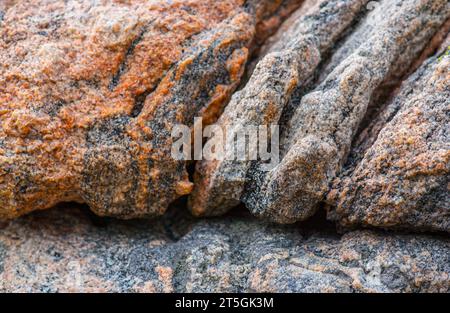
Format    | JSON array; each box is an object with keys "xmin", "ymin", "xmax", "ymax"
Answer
[
  {"xmin": 0, "ymin": 0, "xmax": 302, "ymax": 220},
  {"xmin": 0, "ymin": 205, "xmax": 448, "ymax": 292},
  {"xmin": 190, "ymin": 0, "xmax": 450, "ymax": 224},
  {"xmin": 190, "ymin": 0, "xmax": 370, "ymax": 217},
  {"xmin": 326, "ymin": 38, "xmax": 450, "ymax": 232},
  {"xmin": 246, "ymin": 0, "xmax": 449, "ymax": 223}
]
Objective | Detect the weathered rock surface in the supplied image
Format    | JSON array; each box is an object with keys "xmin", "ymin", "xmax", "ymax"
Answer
[
  {"xmin": 1, "ymin": 0, "xmax": 448, "ymax": 295},
  {"xmin": 0, "ymin": 0, "xmax": 302, "ymax": 220},
  {"xmin": 0, "ymin": 204, "xmax": 448, "ymax": 292},
  {"xmin": 326, "ymin": 38, "xmax": 450, "ymax": 232},
  {"xmin": 191, "ymin": 0, "xmax": 450, "ymax": 223},
  {"xmin": 190, "ymin": 0, "xmax": 370, "ymax": 217}
]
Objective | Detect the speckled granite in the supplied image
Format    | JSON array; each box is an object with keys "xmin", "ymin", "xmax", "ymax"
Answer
[
  {"xmin": 327, "ymin": 37, "xmax": 450, "ymax": 232},
  {"xmin": 0, "ymin": 0, "xmax": 302, "ymax": 220},
  {"xmin": 0, "ymin": 0, "xmax": 449, "ymax": 294},
  {"xmin": 190, "ymin": 0, "xmax": 450, "ymax": 224},
  {"xmin": 0, "ymin": 205, "xmax": 448, "ymax": 292}
]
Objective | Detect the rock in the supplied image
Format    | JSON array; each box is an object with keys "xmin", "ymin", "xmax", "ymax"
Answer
[
  {"xmin": 1, "ymin": 0, "xmax": 448, "ymax": 295},
  {"xmin": 0, "ymin": 0, "xmax": 302, "ymax": 220},
  {"xmin": 0, "ymin": 0, "xmax": 18, "ymax": 12},
  {"xmin": 0, "ymin": 204, "xmax": 448, "ymax": 292},
  {"xmin": 191, "ymin": 0, "xmax": 449, "ymax": 223},
  {"xmin": 326, "ymin": 37, "xmax": 450, "ymax": 232},
  {"xmin": 190, "ymin": 0, "xmax": 371, "ymax": 217},
  {"xmin": 246, "ymin": 0, "xmax": 449, "ymax": 224}
]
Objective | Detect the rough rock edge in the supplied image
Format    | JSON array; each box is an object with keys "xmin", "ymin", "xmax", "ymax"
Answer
[
  {"xmin": 0, "ymin": 0, "xmax": 302, "ymax": 220},
  {"xmin": 326, "ymin": 34, "xmax": 450, "ymax": 232},
  {"xmin": 190, "ymin": 0, "xmax": 370, "ymax": 217},
  {"xmin": 243, "ymin": 0, "xmax": 449, "ymax": 223}
]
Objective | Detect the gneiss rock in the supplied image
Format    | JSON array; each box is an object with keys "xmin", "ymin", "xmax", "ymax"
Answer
[
  {"xmin": 326, "ymin": 38, "xmax": 450, "ymax": 232},
  {"xmin": 191, "ymin": 0, "xmax": 449, "ymax": 223},
  {"xmin": 190, "ymin": 0, "xmax": 371, "ymax": 217},
  {"xmin": 244, "ymin": 0, "xmax": 449, "ymax": 223},
  {"xmin": 0, "ymin": 0, "xmax": 302, "ymax": 220},
  {"xmin": 0, "ymin": 205, "xmax": 448, "ymax": 292},
  {"xmin": 0, "ymin": 0, "xmax": 18, "ymax": 12}
]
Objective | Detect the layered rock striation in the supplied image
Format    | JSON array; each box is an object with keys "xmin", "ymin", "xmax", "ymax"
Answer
[
  {"xmin": 0, "ymin": 0, "xmax": 302, "ymax": 219},
  {"xmin": 191, "ymin": 0, "xmax": 450, "ymax": 225}
]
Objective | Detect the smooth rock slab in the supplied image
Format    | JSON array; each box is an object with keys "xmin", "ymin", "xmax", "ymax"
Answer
[{"xmin": 0, "ymin": 205, "xmax": 448, "ymax": 292}]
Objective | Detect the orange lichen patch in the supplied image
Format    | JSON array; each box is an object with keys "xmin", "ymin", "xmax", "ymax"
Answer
[
  {"xmin": 254, "ymin": 0, "xmax": 305, "ymax": 45},
  {"xmin": 174, "ymin": 57, "xmax": 195, "ymax": 81}
]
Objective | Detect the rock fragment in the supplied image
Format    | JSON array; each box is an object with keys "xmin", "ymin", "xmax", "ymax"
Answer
[
  {"xmin": 247, "ymin": 0, "xmax": 449, "ymax": 223},
  {"xmin": 0, "ymin": 0, "xmax": 302, "ymax": 220},
  {"xmin": 191, "ymin": 0, "xmax": 449, "ymax": 223},
  {"xmin": 326, "ymin": 38, "xmax": 450, "ymax": 232},
  {"xmin": 1, "ymin": 205, "xmax": 448, "ymax": 292},
  {"xmin": 190, "ymin": 0, "xmax": 370, "ymax": 217}
]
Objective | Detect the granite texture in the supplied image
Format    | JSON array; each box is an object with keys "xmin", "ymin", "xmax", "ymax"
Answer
[
  {"xmin": 0, "ymin": 205, "xmax": 448, "ymax": 293},
  {"xmin": 189, "ymin": 0, "xmax": 450, "ymax": 223},
  {"xmin": 326, "ymin": 37, "xmax": 450, "ymax": 232},
  {"xmin": 190, "ymin": 0, "xmax": 369, "ymax": 217},
  {"xmin": 0, "ymin": 0, "xmax": 449, "ymax": 294},
  {"xmin": 0, "ymin": 0, "xmax": 302, "ymax": 220}
]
